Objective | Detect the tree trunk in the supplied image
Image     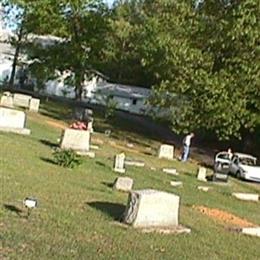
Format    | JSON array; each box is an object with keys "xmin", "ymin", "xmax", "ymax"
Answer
[{"xmin": 9, "ymin": 23, "xmax": 24, "ymax": 88}]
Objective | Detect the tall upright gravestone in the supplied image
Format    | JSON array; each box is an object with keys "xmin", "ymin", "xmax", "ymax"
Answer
[{"xmin": 114, "ymin": 153, "xmax": 126, "ymax": 173}]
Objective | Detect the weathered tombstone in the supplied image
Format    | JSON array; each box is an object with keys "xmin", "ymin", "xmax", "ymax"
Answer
[
  {"xmin": 158, "ymin": 144, "xmax": 174, "ymax": 160},
  {"xmin": 29, "ymin": 98, "xmax": 40, "ymax": 112},
  {"xmin": 123, "ymin": 189, "xmax": 180, "ymax": 228},
  {"xmin": 232, "ymin": 193, "xmax": 259, "ymax": 202},
  {"xmin": 0, "ymin": 95, "xmax": 14, "ymax": 108},
  {"xmin": 113, "ymin": 153, "xmax": 126, "ymax": 173},
  {"xmin": 13, "ymin": 93, "xmax": 32, "ymax": 108},
  {"xmin": 60, "ymin": 128, "xmax": 90, "ymax": 153},
  {"xmin": 197, "ymin": 167, "xmax": 207, "ymax": 182},
  {"xmin": 113, "ymin": 177, "xmax": 134, "ymax": 192},
  {"xmin": 0, "ymin": 107, "xmax": 30, "ymax": 135}
]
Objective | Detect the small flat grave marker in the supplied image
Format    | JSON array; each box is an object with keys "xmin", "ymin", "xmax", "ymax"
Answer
[
  {"xmin": 163, "ymin": 168, "xmax": 179, "ymax": 176},
  {"xmin": 232, "ymin": 193, "xmax": 259, "ymax": 202},
  {"xmin": 170, "ymin": 181, "xmax": 183, "ymax": 187},
  {"xmin": 113, "ymin": 177, "xmax": 134, "ymax": 192}
]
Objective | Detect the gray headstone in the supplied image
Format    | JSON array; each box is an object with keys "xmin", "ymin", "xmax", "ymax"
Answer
[
  {"xmin": 60, "ymin": 128, "xmax": 90, "ymax": 152},
  {"xmin": 29, "ymin": 98, "xmax": 40, "ymax": 112},
  {"xmin": 113, "ymin": 177, "xmax": 134, "ymax": 192},
  {"xmin": 123, "ymin": 189, "xmax": 180, "ymax": 228},
  {"xmin": 158, "ymin": 144, "xmax": 174, "ymax": 160},
  {"xmin": 113, "ymin": 153, "xmax": 126, "ymax": 173},
  {"xmin": 13, "ymin": 93, "xmax": 32, "ymax": 108}
]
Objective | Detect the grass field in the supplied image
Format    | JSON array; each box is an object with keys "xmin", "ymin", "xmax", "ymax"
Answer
[{"xmin": 1, "ymin": 99, "xmax": 260, "ymax": 259}]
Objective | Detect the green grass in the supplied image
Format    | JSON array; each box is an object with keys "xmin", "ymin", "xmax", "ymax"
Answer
[{"xmin": 0, "ymin": 100, "xmax": 260, "ymax": 260}]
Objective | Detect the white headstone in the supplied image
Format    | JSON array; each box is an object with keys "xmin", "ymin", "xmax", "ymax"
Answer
[
  {"xmin": 124, "ymin": 160, "xmax": 145, "ymax": 167},
  {"xmin": 13, "ymin": 94, "xmax": 32, "ymax": 108},
  {"xmin": 113, "ymin": 177, "xmax": 134, "ymax": 192},
  {"xmin": 241, "ymin": 227, "xmax": 260, "ymax": 237},
  {"xmin": 158, "ymin": 144, "xmax": 174, "ymax": 160},
  {"xmin": 232, "ymin": 193, "xmax": 259, "ymax": 202},
  {"xmin": 0, "ymin": 107, "xmax": 25, "ymax": 128},
  {"xmin": 60, "ymin": 128, "xmax": 90, "ymax": 152},
  {"xmin": 0, "ymin": 107, "xmax": 30, "ymax": 135},
  {"xmin": 170, "ymin": 181, "xmax": 183, "ymax": 187},
  {"xmin": 198, "ymin": 186, "xmax": 211, "ymax": 192},
  {"xmin": 0, "ymin": 95, "xmax": 14, "ymax": 107},
  {"xmin": 123, "ymin": 189, "xmax": 180, "ymax": 228},
  {"xmin": 163, "ymin": 168, "xmax": 179, "ymax": 176},
  {"xmin": 29, "ymin": 98, "xmax": 40, "ymax": 112},
  {"xmin": 113, "ymin": 153, "xmax": 126, "ymax": 173},
  {"xmin": 197, "ymin": 167, "xmax": 207, "ymax": 182}
]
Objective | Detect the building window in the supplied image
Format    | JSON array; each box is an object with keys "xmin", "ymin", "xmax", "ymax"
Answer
[{"xmin": 132, "ymin": 99, "xmax": 137, "ymax": 105}]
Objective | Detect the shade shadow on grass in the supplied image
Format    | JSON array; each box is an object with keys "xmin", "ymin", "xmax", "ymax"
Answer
[
  {"xmin": 3, "ymin": 204, "xmax": 24, "ymax": 217},
  {"xmin": 96, "ymin": 161, "xmax": 107, "ymax": 168},
  {"xmin": 40, "ymin": 139, "xmax": 58, "ymax": 148},
  {"xmin": 101, "ymin": 181, "xmax": 114, "ymax": 188},
  {"xmin": 40, "ymin": 157, "xmax": 57, "ymax": 166},
  {"xmin": 87, "ymin": 201, "xmax": 125, "ymax": 221}
]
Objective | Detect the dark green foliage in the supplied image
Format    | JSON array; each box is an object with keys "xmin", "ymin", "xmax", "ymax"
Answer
[{"xmin": 53, "ymin": 149, "xmax": 83, "ymax": 168}]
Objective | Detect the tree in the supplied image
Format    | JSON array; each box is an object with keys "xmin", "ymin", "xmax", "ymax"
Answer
[
  {"xmin": 100, "ymin": 0, "xmax": 154, "ymax": 87},
  {"xmin": 2, "ymin": 0, "xmax": 30, "ymax": 88},
  {"xmin": 7, "ymin": 0, "xmax": 109, "ymax": 100},
  {"xmin": 139, "ymin": 0, "xmax": 260, "ymax": 140}
]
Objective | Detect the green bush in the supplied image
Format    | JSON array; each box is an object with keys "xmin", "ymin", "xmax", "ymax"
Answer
[
  {"xmin": 105, "ymin": 98, "xmax": 117, "ymax": 120},
  {"xmin": 53, "ymin": 149, "xmax": 83, "ymax": 168}
]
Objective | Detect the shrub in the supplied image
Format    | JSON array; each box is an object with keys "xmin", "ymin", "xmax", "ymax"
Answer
[
  {"xmin": 53, "ymin": 149, "xmax": 83, "ymax": 168},
  {"xmin": 105, "ymin": 98, "xmax": 117, "ymax": 120}
]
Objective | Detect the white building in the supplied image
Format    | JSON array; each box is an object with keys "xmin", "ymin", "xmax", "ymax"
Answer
[{"xmin": 44, "ymin": 71, "xmax": 151, "ymax": 115}]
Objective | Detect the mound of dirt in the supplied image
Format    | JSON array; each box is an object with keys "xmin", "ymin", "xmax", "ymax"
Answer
[{"xmin": 193, "ymin": 205, "xmax": 256, "ymax": 228}]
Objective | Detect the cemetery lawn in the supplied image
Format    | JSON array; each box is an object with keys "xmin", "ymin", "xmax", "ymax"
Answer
[{"xmin": 1, "ymin": 100, "xmax": 260, "ymax": 260}]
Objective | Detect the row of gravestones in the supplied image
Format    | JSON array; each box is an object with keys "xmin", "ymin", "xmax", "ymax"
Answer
[
  {"xmin": 1, "ymin": 92, "xmax": 40, "ymax": 112},
  {"xmin": 0, "ymin": 92, "xmax": 41, "ymax": 135},
  {"xmin": 113, "ymin": 144, "xmax": 175, "ymax": 174}
]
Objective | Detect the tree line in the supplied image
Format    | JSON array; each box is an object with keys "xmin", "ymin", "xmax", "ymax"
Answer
[{"xmin": 2, "ymin": 0, "xmax": 260, "ymax": 141}]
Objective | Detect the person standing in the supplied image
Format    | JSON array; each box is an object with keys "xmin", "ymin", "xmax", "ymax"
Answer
[{"xmin": 181, "ymin": 133, "xmax": 195, "ymax": 162}]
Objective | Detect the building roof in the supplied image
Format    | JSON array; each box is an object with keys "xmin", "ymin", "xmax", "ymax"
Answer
[{"xmin": 95, "ymin": 82, "xmax": 151, "ymax": 99}]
